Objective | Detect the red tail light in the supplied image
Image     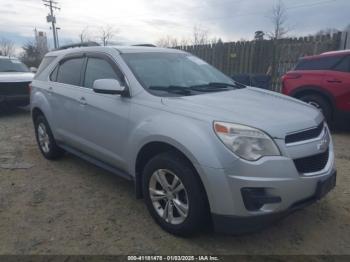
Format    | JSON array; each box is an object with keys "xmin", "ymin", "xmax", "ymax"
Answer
[{"xmin": 28, "ymin": 83, "xmax": 32, "ymax": 95}]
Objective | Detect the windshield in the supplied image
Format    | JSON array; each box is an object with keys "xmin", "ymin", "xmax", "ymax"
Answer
[
  {"xmin": 122, "ymin": 52, "xmax": 238, "ymax": 96},
  {"xmin": 0, "ymin": 58, "xmax": 29, "ymax": 73}
]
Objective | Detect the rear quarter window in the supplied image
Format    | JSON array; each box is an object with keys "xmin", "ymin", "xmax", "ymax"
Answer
[{"xmin": 35, "ymin": 56, "xmax": 57, "ymax": 78}]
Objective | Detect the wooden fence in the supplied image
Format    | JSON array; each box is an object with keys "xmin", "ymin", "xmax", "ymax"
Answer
[{"xmin": 176, "ymin": 32, "xmax": 342, "ymax": 91}]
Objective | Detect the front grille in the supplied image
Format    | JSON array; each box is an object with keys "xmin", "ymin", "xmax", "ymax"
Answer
[
  {"xmin": 0, "ymin": 82, "xmax": 30, "ymax": 96},
  {"xmin": 293, "ymin": 149, "xmax": 329, "ymax": 173},
  {"xmin": 285, "ymin": 122, "xmax": 324, "ymax": 144}
]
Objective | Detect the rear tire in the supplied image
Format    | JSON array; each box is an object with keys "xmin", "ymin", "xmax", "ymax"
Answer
[
  {"xmin": 299, "ymin": 94, "xmax": 332, "ymax": 124},
  {"xmin": 142, "ymin": 151, "xmax": 209, "ymax": 236},
  {"xmin": 34, "ymin": 114, "xmax": 65, "ymax": 159}
]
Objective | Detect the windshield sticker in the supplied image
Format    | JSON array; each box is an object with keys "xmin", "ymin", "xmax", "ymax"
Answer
[
  {"xmin": 187, "ymin": 56, "xmax": 207, "ymax": 65},
  {"xmin": 11, "ymin": 59, "xmax": 21, "ymax": 64}
]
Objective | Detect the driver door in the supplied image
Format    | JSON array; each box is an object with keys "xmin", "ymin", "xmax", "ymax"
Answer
[{"xmin": 76, "ymin": 53, "xmax": 131, "ymax": 170}]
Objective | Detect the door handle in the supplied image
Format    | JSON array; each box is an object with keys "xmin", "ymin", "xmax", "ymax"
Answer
[
  {"xmin": 79, "ymin": 96, "xmax": 87, "ymax": 105},
  {"xmin": 327, "ymin": 79, "xmax": 342, "ymax": 83},
  {"xmin": 47, "ymin": 86, "xmax": 53, "ymax": 95}
]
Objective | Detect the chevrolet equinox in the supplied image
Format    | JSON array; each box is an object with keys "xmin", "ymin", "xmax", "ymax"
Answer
[{"xmin": 30, "ymin": 45, "xmax": 336, "ymax": 236}]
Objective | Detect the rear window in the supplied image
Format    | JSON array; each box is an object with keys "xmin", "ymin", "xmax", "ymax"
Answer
[
  {"xmin": 0, "ymin": 58, "xmax": 29, "ymax": 72},
  {"xmin": 35, "ymin": 56, "xmax": 57, "ymax": 77},
  {"xmin": 295, "ymin": 56, "xmax": 342, "ymax": 70}
]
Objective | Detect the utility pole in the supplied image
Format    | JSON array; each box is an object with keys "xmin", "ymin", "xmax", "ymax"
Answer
[
  {"xmin": 56, "ymin": 27, "xmax": 61, "ymax": 48},
  {"xmin": 43, "ymin": 0, "xmax": 60, "ymax": 49}
]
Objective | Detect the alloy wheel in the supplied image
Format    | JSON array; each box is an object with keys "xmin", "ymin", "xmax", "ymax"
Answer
[
  {"xmin": 37, "ymin": 123, "xmax": 50, "ymax": 153},
  {"xmin": 149, "ymin": 169, "xmax": 189, "ymax": 225}
]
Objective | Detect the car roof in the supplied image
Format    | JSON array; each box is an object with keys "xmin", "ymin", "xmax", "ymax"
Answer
[
  {"xmin": 45, "ymin": 45, "xmax": 185, "ymax": 57},
  {"xmin": 302, "ymin": 49, "xmax": 350, "ymax": 60}
]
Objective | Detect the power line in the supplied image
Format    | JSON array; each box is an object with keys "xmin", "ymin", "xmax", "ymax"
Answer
[
  {"xmin": 286, "ymin": 0, "xmax": 336, "ymax": 10},
  {"xmin": 43, "ymin": 0, "xmax": 60, "ymax": 49}
]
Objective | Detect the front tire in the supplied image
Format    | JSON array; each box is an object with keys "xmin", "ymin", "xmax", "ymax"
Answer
[
  {"xmin": 142, "ymin": 152, "xmax": 209, "ymax": 236},
  {"xmin": 34, "ymin": 114, "xmax": 64, "ymax": 159}
]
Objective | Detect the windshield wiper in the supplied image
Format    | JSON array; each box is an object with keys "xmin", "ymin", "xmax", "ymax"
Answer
[
  {"xmin": 190, "ymin": 82, "xmax": 243, "ymax": 92},
  {"xmin": 208, "ymin": 82, "xmax": 246, "ymax": 88},
  {"xmin": 149, "ymin": 85, "xmax": 193, "ymax": 95}
]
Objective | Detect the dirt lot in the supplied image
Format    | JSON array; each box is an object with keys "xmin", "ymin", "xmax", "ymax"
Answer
[{"xmin": 0, "ymin": 108, "xmax": 349, "ymax": 255}]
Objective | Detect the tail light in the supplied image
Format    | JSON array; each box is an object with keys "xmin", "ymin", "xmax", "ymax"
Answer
[
  {"xmin": 28, "ymin": 83, "xmax": 32, "ymax": 97},
  {"xmin": 281, "ymin": 73, "xmax": 301, "ymax": 94}
]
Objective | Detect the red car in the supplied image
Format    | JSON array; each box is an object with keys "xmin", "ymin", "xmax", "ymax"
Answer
[{"xmin": 282, "ymin": 50, "xmax": 350, "ymax": 124}]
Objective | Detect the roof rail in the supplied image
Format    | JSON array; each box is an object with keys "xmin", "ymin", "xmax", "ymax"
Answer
[
  {"xmin": 132, "ymin": 44, "xmax": 156, "ymax": 47},
  {"xmin": 55, "ymin": 41, "xmax": 100, "ymax": 50}
]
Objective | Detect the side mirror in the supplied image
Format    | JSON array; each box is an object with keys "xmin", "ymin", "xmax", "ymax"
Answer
[
  {"xmin": 92, "ymin": 79, "xmax": 125, "ymax": 95},
  {"xmin": 30, "ymin": 67, "xmax": 37, "ymax": 73}
]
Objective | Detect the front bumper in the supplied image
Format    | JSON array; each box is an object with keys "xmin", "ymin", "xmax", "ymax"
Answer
[
  {"xmin": 194, "ymin": 124, "xmax": 336, "ymax": 234},
  {"xmin": 212, "ymin": 169, "xmax": 336, "ymax": 234},
  {"xmin": 0, "ymin": 94, "xmax": 29, "ymax": 106}
]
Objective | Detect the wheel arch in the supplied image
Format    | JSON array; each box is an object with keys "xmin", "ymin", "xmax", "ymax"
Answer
[
  {"xmin": 134, "ymin": 141, "xmax": 207, "ymax": 203},
  {"xmin": 30, "ymin": 87, "xmax": 55, "ymax": 125},
  {"xmin": 290, "ymin": 85, "xmax": 335, "ymax": 108},
  {"xmin": 290, "ymin": 85, "xmax": 335, "ymax": 119},
  {"xmin": 31, "ymin": 107, "xmax": 45, "ymax": 122}
]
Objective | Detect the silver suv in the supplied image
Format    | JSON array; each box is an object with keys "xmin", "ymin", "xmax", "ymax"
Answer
[{"xmin": 31, "ymin": 45, "xmax": 336, "ymax": 236}]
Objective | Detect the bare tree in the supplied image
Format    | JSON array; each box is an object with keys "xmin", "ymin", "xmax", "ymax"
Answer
[
  {"xmin": 156, "ymin": 36, "xmax": 179, "ymax": 48},
  {"xmin": 0, "ymin": 37, "xmax": 15, "ymax": 56},
  {"xmin": 79, "ymin": 27, "xmax": 91, "ymax": 43},
  {"xmin": 315, "ymin": 28, "xmax": 340, "ymax": 36},
  {"xmin": 179, "ymin": 38, "xmax": 190, "ymax": 47},
  {"xmin": 268, "ymin": 0, "xmax": 289, "ymax": 40},
  {"xmin": 157, "ymin": 35, "xmax": 192, "ymax": 48},
  {"xmin": 99, "ymin": 25, "xmax": 118, "ymax": 46},
  {"xmin": 192, "ymin": 26, "xmax": 209, "ymax": 45}
]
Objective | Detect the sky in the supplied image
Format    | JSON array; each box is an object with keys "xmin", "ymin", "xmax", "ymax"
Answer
[{"xmin": 0, "ymin": 0, "xmax": 349, "ymax": 52}]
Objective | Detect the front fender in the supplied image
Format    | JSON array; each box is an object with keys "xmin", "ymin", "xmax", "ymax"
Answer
[{"xmin": 126, "ymin": 111, "xmax": 238, "ymax": 177}]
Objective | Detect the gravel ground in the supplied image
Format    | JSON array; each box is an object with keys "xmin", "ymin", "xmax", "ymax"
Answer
[{"xmin": 0, "ymin": 108, "xmax": 349, "ymax": 255}]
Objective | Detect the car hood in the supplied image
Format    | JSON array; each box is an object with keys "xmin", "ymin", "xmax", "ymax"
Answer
[
  {"xmin": 0, "ymin": 72, "xmax": 34, "ymax": 82},
  {"xmin": 161, "ymin": 87, "xmax": 323, "ymax": 139}
]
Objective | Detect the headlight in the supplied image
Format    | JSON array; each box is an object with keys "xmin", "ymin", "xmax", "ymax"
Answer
[{"xmin": 213, "ymin": 121, "xmax": 280, "ymax": 161}]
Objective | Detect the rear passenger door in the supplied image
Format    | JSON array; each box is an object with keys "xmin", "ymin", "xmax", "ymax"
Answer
[
  {"xmin": 76, "ymin": 53, "xmax": 131, "ymax": 170},
  {"xmin": 49, "ymin": 54, "xmax": 86, "ymax": 147}
]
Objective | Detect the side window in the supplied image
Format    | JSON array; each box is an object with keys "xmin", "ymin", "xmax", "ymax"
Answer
[
  {"xmin": 333, "ymin": 56, "xmax": 350, "ymax": 73},
  {"xmin": 50, "ymin": 65, "xmax": 59, "ymax": 81},
  {"xmin": 84, "ymin": 58, "xmax": 121, "ymax": 89},
  {"xmin": 295, "ymin": 56, "xmax": 342, "ymax": 70},
  {"xmin": 56, "ymin": 57, "xmax": 84, "ymax": 86}
]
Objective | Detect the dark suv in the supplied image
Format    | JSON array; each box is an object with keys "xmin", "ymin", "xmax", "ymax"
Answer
[
  {"xmin": 282, "ymin": 50, "xmax": 350, "ymax": 124},
  {"xmin": 0, "ymin": 56, "xmax": 34, "ymax": 109}
]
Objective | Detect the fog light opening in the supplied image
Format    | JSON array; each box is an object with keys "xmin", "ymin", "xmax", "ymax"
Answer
[{"xmin": 241, "ymin": 188, "xmax": 282, "ymax": 211}]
